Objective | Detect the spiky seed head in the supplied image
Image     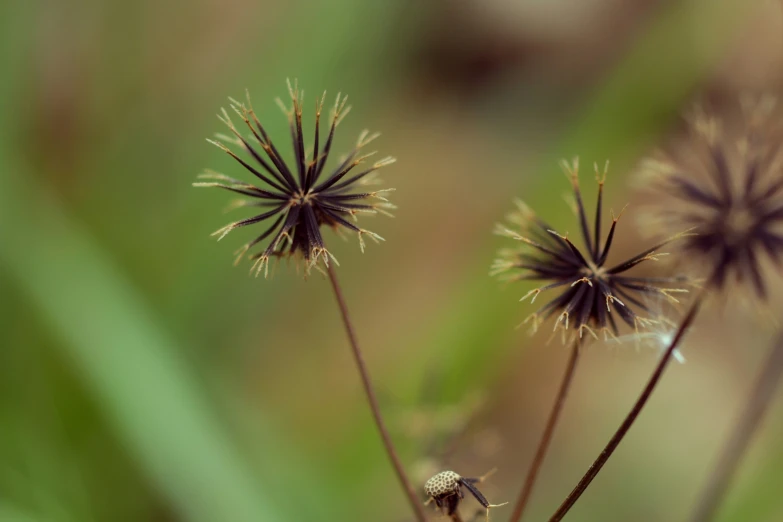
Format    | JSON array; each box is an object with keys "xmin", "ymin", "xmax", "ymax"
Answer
[
  {"xmin": 637, "ymin": 98, "xmax": 783, "ymax": 299},
  {"xmin": 493, "ymin": 158, "xmax": 690, "ymax": 341},
  {"xmin": 425, "ymin": 470, "xmax": 461, "ymax": 499},
  {"xmin": 194, "ymin": 80, "xmax": 396, "ymax": 277}
]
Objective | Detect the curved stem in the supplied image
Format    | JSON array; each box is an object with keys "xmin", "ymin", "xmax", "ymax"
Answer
[
  {"xmin": 548, "ymin": 290, "xmax": 705, "ymax": 521},
  {"xmin": 688, "ymin": 328, "xmax": 783, "ymax": 522},
  {"xmin": 326, "ymin": 264, "xmax": 428, "ymax": 522},
  {"xmin": 508, "ymin": 337, "xmax": 582, "ymax": 522}
]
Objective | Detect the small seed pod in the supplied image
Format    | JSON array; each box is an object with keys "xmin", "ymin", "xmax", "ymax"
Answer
[{"xmin": 424, "ymin": 470, "xmax": 507, "ymax": 521}]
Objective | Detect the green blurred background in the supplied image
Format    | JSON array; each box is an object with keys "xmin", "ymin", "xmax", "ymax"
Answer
[{"xmin": 1, "ymin": 0, "xmax": 783, "ymax": 521}]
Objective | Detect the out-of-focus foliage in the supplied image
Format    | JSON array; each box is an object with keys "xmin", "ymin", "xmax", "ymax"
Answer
[{"xmin": 1, "ymin": 0, "xmax": 781, "ymax": 521}]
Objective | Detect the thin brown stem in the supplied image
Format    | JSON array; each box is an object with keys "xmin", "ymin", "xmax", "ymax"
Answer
[
  {"xmin": 688, "ymin": 328, "xmax": 783, "ymax": 522},
  {"xmin": 326, "ymin": 264, "xmax": 428, "ymax": 522},
  {"xmin": 548, "ymin": 289, "xmax": 706, "ymax": 521},
  {"xmin": 508, "ymin": 337, "xmax": 582, "ymax": 522}
]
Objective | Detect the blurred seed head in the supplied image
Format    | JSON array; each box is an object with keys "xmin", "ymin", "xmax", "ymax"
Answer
[
  {"xmin": 493, "ymin": 159, "xmax": 690, "ymax": 342},
  {"xmin": 194, "ymin": 80, "xmax": 396, "ymax": 277},
  {"xmin": 637, "ymin": 97, "xmax": 783, "ymax": 299}
]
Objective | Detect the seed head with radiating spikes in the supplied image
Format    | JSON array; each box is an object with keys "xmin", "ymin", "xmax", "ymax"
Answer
[
  {"xmin": 638, "ymin": 98, "xmax": 783, "ymax": 299},
  {"xmin": 194, "ymin": 80, "xmax": 396, "ymax": 277},
  {"xmin": 492, "ymin": 159, "xmax": 690, "ymax": 341}
]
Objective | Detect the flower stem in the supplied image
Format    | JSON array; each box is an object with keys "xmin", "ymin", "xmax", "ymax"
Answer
[
  {"xmin": 688, "ymin": 328, "xmax": 783, "ymax": 522},
  {"xmin": 509, "ymin": 337, "xmax": 582, "ymax": 522},
  {"xmin": 326, "ymin": 264, "xmax": 428, "ymax": 522},
  {"xmin": 548, "ymin": 291, "xmax": 705, "ymax": 521}
]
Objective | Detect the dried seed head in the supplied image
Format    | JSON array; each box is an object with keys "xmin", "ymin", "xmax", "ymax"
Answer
[
  {"xmin": 194, "ymin": 80, "xmax": 396, "ymax": 277},
  {"xmin": 637, "ymin": 97, "xmax": 783, "ymax": 299},
  {"xmin": 493, "ymin": 158, "xmax": 690, "ymax": 341}
]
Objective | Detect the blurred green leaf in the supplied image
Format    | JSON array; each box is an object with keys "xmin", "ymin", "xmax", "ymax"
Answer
[
  {"xmin": 0, "ymin": 503, "xmax": 43, "ymax": 522},
  {"xmin": 0, "ymin": 163, "xmax": 282, "ymax": 522}
]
